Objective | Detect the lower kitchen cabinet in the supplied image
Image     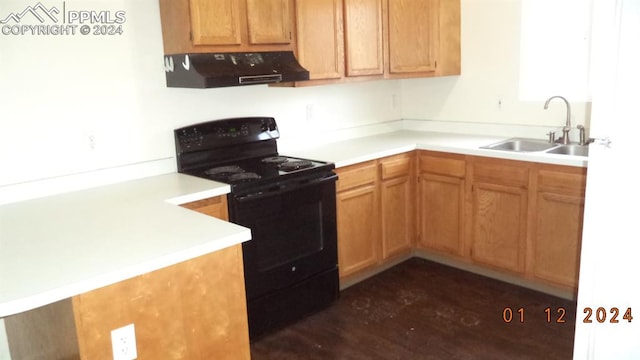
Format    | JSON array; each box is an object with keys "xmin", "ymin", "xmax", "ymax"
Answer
[
  {"xmin": 531, "ymin": 166, "xmax": 587, "ymax": 288},
  {"xmin": 335, "ymin": 154, "xmax": 415, "ymax": 280},
  {"xmin": 469, "ymin": 158, "xmax": 529, "ymax": 274},
  {"xmin": 380, "ymin": 153, "xmax": 415, "ymax": 259},
  {"xmin": 416, "ymin": 151, "xmax": 466, "ymax": 256},
  {"xmin": 337, "ymin": 184, "xmax": 380, "ymax": 277},
  {"xmin": 336, "ymin": 150, "xmax": 586, "ymax": 294},
  {"xmin": 470, "ymin": 182, "xmax": 528, "ymax": 273},
  {"xmin": 336, "ymin": 161, "xmax": 380, "ymax": 278}
]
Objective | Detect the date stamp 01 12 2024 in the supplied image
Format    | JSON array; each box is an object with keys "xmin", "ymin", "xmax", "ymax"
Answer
[{"xmin": 502, "ymin": 306, "xmax": 633, "ymax": 324}]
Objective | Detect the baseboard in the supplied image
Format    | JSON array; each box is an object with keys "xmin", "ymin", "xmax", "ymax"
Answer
[
  {"xmin": 339, "ymin": 253, "xmax": 413, "ymax": 291},
  {"xmin": 412, "ymin": 249, "xmax": 577, "ymax": 301},
  {"xmin": 338, "ymin": 250, "xmax": 577, "ymax": 301}
]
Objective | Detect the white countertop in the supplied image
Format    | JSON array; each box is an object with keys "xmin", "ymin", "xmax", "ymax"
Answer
[
  {"xmin": 0, "ymin": 173, "xmax": 251, "ymax": 317},
  {"xmin": 291, "ymin": 130, "xmax": 588, "ymax": 168}
]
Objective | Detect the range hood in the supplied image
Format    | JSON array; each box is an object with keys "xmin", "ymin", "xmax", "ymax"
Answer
[{"xmin": 163, "ymin": 51, "xmax": 310, "ymax": 88}]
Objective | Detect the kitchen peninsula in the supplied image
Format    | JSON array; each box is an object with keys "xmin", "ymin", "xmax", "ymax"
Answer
[{"xmin": 0, "ymin": 173, "xmax": 251, "ymax": 359}]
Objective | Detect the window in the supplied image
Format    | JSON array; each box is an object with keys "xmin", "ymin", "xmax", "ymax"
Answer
[{"xmin": 519, "ymin": 0, "xmax": 593, "ymax": 101}]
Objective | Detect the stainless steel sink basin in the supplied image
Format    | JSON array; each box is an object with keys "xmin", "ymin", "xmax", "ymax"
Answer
[
  {"xmin": 481, "ymin": 138, "xmax": 557, "ymax": 152},
  {"xmin": 481, "ymin": 138, "xmax": 589, "ymax": 157},
  {"xmin": 545, "ymin": 144, "xmax": 589, "ymax": 156}
]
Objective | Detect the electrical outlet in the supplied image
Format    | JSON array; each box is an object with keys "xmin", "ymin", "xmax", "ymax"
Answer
[
  {"xmin": 111, "ymin": 323, "xmax": 138, "ymax": 360},
  {"xmin": 88, "ymin": 134, "xmax": 96, "ymax": 150},
  {"xmin": 391, "ymin": 93, "xmax": 399, "ymax": 110},
  {"xmin": 305, "ymin": 103, "xmax": 315, "ymax": 122}
]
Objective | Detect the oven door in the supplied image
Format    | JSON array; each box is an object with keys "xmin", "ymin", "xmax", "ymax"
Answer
[{"xmin": 229, "ymin": 172, "xmax": 338, "ymax": 300}]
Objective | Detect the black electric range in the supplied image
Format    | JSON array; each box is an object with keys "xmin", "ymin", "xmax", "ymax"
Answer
[{"xmin": 174, "ymin": 117, "xmax": 339, "ymax": 340}]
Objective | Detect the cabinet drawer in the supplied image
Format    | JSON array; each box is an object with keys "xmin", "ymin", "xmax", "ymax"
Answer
[
  {"xmin": 380, "ymin": 154, "xmax": 412, "ymax": 180},
  {"xmin": 419, "ymin": 153, "xmax": 465, "ymax": 178},
  {"xmin": 538, "ymin": 169, "xmax": 587, "ymax": 196},
  {"xmin": 336, "ymin": 161, "xmax": 377, "ymax": 192},
  {"xmin": 472, "ymin": 160, "xmax": 529, "ymax": 187}
]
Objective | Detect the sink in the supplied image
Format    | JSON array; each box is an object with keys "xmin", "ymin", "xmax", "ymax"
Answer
[
  {"xmin": 545, "ymin": 144, "xmax": 589, "ymax": 156},
  {"xmin": 481, "ymin": 138, "xmax": 589, "ymax": 157},
  {"xmin": 481, "ymin": 138, "xmax": 557, "ymax": 152}
]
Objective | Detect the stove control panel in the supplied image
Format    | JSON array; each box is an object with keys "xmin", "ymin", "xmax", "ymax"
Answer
[
  {"xmin": 174, "ymin": 117, "xmax": 280, "ymax": 153},
  {"xmin": 215, "ymin": 123, "xmax": 250, "ymax": 138}
]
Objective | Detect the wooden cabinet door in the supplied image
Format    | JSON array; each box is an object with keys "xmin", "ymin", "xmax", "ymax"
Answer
[
  {"xmin": 533, "ymin": 192, "xmax": 584, "ymax": 288},
  {"xmin": 336, "ymin": 184, "xmax": 380, "ymax": 278},
  {"xmin": 416, "ymin": 151, "xmax": 466, "ymax": 256},
  {"xmin": 344, "ymin": 0, "xmax": 385, "ymax": 76},
  {"xmin": 470, "ymin": 182, "xmax": 528, "ymax": 273},
  {"xmin": 531, "ymin": 168, "xmax": 586, "ymax": 288},
  {"xmin": 295, "ymin": 0, "xmax": 344, "ymax": 80},
  {"xmin": 246, "ymin": 0, "xmax": 292, "ymax": 44},
  {"xmin": 417, "ymin": 173, "xmax": 465, "ymax": 256},
  {"xmin": 388, "ymin": 0, "xmax": 439, "ymax": 74},
  {"xmin": 189, "ymin": 0, "xmax": 243, "ymax": 46},
  {"xmin": 379, "ymin": 153, "xmax": 415, "ymax": 259},
  {"xmin": 380, "ymin": 176, "xmax": 413, "ymax": 258}
]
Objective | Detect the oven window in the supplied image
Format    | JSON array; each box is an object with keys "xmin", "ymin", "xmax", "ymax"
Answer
[
  {"xmin": 253, "ymin": 202, "xmax": 323, "ymax": 272},
  {"xmin": 231, "ymin": 176, "xmax": 338, "ymax": 300}
]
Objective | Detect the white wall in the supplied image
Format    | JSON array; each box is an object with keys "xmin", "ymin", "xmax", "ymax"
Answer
[
  {"xmin": 401, "ymin": 0, "xmax": 592, "ymax": 133},
  {"xmin": 0, "ymin": 0, "xmax": 402, "ymax": 204}
]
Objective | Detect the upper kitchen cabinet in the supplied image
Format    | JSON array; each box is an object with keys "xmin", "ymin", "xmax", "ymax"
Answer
[
  {"xmin": 293, "ymin": 0, "xmax": 459, "ymax": 84},
  {"xmin": 343, "ymin": 0, "xmax": 385, "ymax": 77},
  {"xmin": 245, "ymin": 0, "xmax": 293, "ymax": 44},
  {"xmin": 295, "ymin": 0, "xmax": 344, "ymax": 81},
  {"xmin": 294, "ymin": 0, "xmax": 384, "ymax": 83},
  {"xmin": 387, "ymin": 0, "xmax": 460, "ymax": 77},
  {"xmin": 190, "ymin": 0, "xmax": 243, "ymax": 46},
  {"xmin": 158, "ymin": 0, "xmax": 295, "ymax": 54}
]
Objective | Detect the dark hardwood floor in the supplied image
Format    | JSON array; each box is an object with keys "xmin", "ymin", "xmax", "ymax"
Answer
[{"xmin": 250, "ymin": 258, "xmax": 576, "ymax": 360}]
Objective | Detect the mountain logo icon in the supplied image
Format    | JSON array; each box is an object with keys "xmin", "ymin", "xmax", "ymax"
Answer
[{"xmin": 0, "ymin": 2, "xmax": 60, "ymax": 24}]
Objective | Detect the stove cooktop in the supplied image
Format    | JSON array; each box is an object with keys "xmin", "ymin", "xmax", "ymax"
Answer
[
  {"xmin": 185, "ymin": 154, "xmax": 334, "ymax": 189},
  {"xmin": 175, "ymin": 117, "xmax": 336, "ymax": 192}
]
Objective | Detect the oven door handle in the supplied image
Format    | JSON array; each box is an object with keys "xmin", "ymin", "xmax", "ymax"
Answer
[{"xmin": 233, "ymin": 173, "xmax": 338, "ymax": 202}]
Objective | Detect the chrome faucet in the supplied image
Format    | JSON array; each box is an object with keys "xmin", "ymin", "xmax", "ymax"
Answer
[{"xmin": 544, "ymin": 95, "xmax": 571, "ymax": 144}]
